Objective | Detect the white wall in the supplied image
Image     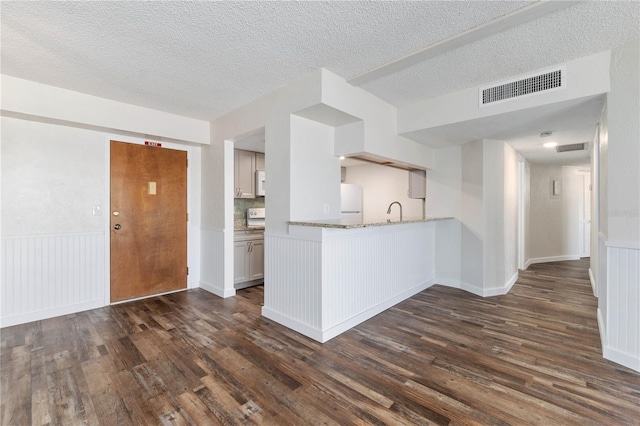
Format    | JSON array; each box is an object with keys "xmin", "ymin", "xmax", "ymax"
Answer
[
  {"xmin": 399, "ymin": 51, "xmax": 611, "ymax": 136},
  {"xmin": 204, "ymin": 69, "xmax": 435, "ymax": 297},
  {"xmin": 1, "ymin": 117, "xmax": 105, "ymax": 235},
  {"xmin": 461, "ymin": 141, "xmax": 484, "ymax": 290},
  {"xmin": 607, "ymin": 39, "xmax": 640, "ymax": 244},
  {"xmin": 2, "ymin": 75, "xmax": 209, "ymax": 145},
  {"xmin": 502, "ymin": 142, "xmax": 519, "ymax": 286},
  {"xmin": 528, "ymin": 164, "xmax": 584, "ymax": 263},
  {"xmin": 519, "ymin": 158, "xmax": 532, "ymax": 269},
  {"xmin": 320, "ymin": 70, "xmax": 434, "ymax": 169},
  {"xmin": 433, "ymin": 139, "xmax": 517, "ymax": 296},
  {"xmin": 290, "ymin": 116, "xmax": 341, "ymax": 221},
  {"xmin": 427, "ymin": 146, "xmax": 462, "ymax": 285},
  {"xmin": 344, "ymin": 163, "xmax": 423, "ymax": 223},
  {"xmin": 482, "ymin": 140, "xmax": 518, "ymax": 294},
  {"xmin": 596, "ymin": 38, "xmax": 640, "ymax": 372},
  {"xmin": 1, "ymin": 77, "xmax": 207, "ymax": 327}
]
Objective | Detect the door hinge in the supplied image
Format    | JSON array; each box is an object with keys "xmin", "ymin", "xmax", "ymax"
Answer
[
  {"xmin": 187, "ymin": 213, "xmax": 189, "ymax": 221},
  {"xmin": 186, "ymin": 158, "xmax": 189, "ymax": 167},
  {"xmin": 187, "ymin": 267, "xmax": 189, "ymax": 275}
]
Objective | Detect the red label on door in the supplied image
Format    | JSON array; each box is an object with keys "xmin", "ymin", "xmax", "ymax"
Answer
[{"xmin": 145, "ymin": 141, "xmax": 162, "ymax": 147}]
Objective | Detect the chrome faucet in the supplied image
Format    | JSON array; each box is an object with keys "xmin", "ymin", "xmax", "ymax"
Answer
[{"xmin": 387, "ymin": 201, "xmax": 403, "ymax": 222}]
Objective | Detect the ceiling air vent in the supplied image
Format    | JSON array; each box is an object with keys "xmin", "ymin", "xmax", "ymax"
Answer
[
  {"xmin": 480, "ymin": 66, "xmax": 566, "ymax": 106},
  {"xmin": 556, "ymin": 143, "xmax": 587, "ymax": 153}
]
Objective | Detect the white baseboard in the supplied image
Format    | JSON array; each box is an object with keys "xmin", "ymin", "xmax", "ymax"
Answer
[
  {"xmin": 199, "ymin": 281, "xmax": 235, "ymax": 298},
  {"xmin": 597, "ymin": 307, "xmax": 606, "ymax": 350},
  {"xmin": 435, "ymin": 278, "xmax": 461, "ymax": 289},
  {"xmin": 0, "ymin": 299, "xmax": 104, "ymax": 328},
  {"xmin": 527, "ymin": 255, "xmax": 581, "ymax": 265},
  {"xmin": 524, "ymin": 258, "xmax": 533, "ymax": 269},
  {"xmin": 439, "ymin": 272, "xmax": 517, "ymax": 297},
  {"xmin": 459, "ymin": 281, "xmax": 484, "ymax": 297},
  {"xmin": 501, "ymin": 271, "xmax": 519, "ymax": 295},
  {"xmin": 263, "ymin": 279, "xmax": 435, "ymax": 343},
  {"xmin": 588, "ymin": 268, "xmax": 597, "ymax": 297},
  {"xmin": 603, "ymin": 345, "xmax": 640, "ymax": 373},
  {"xmin": 261, "ymin": 307, "xmax": 324, "ymax": 342}
]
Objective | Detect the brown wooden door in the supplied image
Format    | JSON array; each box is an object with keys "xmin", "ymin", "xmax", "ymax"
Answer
[{"xmin": 110, "ymin": 141, "xmax": 187, "ymax": 302}]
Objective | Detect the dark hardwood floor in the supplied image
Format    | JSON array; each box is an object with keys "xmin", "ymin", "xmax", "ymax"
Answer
[{"xmin": 2, "ymin": 258, "xmax": 639, "ymax": 425}]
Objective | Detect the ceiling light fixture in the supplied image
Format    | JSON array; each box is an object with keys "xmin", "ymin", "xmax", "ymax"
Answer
[
  {"xmin": 543, "ymin": 142, "xmax": 558, "ymax": 148},
  {"xmin": 339, "ymin": 156, "xmax": 346, "ymax": 160}
]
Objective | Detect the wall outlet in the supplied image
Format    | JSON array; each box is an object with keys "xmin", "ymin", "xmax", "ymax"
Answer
[
  {"xmin": 92, "ymin": 205, "xmax": 102, "ymax": 216},
  {"xmin": 323, "ymin": 204, "xmax": 330, "ymax": 214}
]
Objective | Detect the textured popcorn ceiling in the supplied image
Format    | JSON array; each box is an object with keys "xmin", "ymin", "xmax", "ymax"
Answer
[
  {"xmin": 1, "ymin": 1, "xmax": 639, "ymax": 162},
  {"xmin": 360, "ymin": 1, "xmax": 640, "ymax": 107}
]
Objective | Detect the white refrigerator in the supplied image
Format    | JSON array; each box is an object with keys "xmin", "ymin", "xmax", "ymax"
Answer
[{"xmin": 340, "ymin": 183, "xmax": 363, "ymax": 222}]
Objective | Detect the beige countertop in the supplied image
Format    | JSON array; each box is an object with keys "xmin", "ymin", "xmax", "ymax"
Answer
[
  {"xmin": 234, "ymin": 218, "xmax": 265, "ymax": 231},
  {"xmin": 288, "ymin": 216, "xmax": 453, "ymax": 229},
  {"xmin": 234, "ymin": 225, "xmax": 265, "ymax": 231}
]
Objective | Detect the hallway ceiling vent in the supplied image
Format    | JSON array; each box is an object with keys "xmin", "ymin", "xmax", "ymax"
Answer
[
  {"xmin": 556, "ymin": 142, "xmax": 587, "ymax": 152},
  {"xmin": 479, "ymin": 66, "xmax": 566, "ymax": 106}
]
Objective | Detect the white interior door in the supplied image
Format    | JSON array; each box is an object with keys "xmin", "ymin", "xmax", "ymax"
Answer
[{"xmin": 578, "ymin": 172, "xmax": 591, "ymax": 257}]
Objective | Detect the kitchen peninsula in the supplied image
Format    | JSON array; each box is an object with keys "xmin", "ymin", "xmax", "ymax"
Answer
[{"xmin": 262, "ymin": 217, "xmax": 453, "ymax": 343}]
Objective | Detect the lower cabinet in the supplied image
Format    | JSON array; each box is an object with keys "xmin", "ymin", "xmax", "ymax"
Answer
[{"xmin": 234, "ymin": 233, "xmax": 264, "ymax": 289}]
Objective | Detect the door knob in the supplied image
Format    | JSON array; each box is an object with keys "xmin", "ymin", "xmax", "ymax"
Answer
[{"xmin": 114, "ymin": 224, "xmax": 122, "ymax": 230}]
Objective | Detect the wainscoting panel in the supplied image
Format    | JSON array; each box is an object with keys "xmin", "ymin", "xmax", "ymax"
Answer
[
  {"xmin": 263, "ymin": 233, "xmax": 323, "ymax": 332},
  {"xmin": 605, "ymin": 244, "xmax": 640, "ymax": 371},
  {"xmin": 263, "ymin": 222, "xmax": 437, "ymax": 342},
  {"xmin": 199, "ymin": 227, "xmax": 228, "ymax": 297},
  {"xmin": 187, "ymin": 226, "xmax": 201, "ymax": 289},
  {"xmin": 1, "ymin": 232, "xmax": 105, "ymax": 327},
  {"xmin": 322, "ymin": 223, "xmax": 435, "ymax": 330}
]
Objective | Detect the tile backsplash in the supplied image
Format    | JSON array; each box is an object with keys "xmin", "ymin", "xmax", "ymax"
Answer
[{"xmin": 234, "ymin": 197, "xmax": 265, "ymax": 221}]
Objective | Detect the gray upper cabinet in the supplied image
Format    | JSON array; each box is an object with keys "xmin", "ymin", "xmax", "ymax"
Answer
[
  {"xmin": 235, "ymin": 149, "xmax": 256, "ymax": 198},
  {"xmin": 408, "ymin": 169, "xmax": 426, "ymax": 199},
  {"xmin": 255, "ymin": 152, "xmax": 265, "ymax": 171}
]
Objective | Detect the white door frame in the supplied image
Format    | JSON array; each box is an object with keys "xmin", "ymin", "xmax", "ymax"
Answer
[
  {"xmin": 517, "ymin": 157, "xmax": 527, "ymax": 270},
  {"xmin": 103, "ymin": 135, "xmax": 195, "ymax": 306}
]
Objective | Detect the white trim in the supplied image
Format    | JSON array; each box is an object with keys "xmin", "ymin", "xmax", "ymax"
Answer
[
  {"xmin": 459, "ymin": 281, "xmax": 484, "ymax": 297},
  {"xmin": 517, "ymin": 159, "xmax": 526, "ymax": 270},
  {"xmin": 104, "ymin": 135, "xmax": 194, "ymax": 305},
  {"xmin": 110, "ymin": 288, "xmax": 187, "ymax": 305},
  {"xmin": 438, "ymin": 272, "xmax": 518, "ymax": 297},
  {"xmin": 200, "ymin": 281, "xmax": 236, "ymax": 298},
  {"xmin": 104, "ymin": 139, "xmax": 111, "ymax": 305},
  {"xmin": 0, "ymin": 299, "xmax": 104, "ymax": 328},
  {"xmin": 527, "ymin": 255, "xmax": 581, "ymax": 265},
  {"xmin": 261, "ymin": 308, "xmax": 324, "ymax": 342},
  {"xmin": 436, "ymin": 278, "xmax": 461, "ymax": 289},
  {"xmin": 589, "ymin": 267, "xmax": 597, "ymax": 297},
  {"xmin": 502, "ymin": 271, "xmax": 519, "ymax": 295},
  {"xmin": 603, "ymin": 346, "xmax": 640, "ymax": 373},
  {"xmin": 605, "ymin": 240, "xmax": 640, "ymax": 250},
  {"xmin": 224, "ymin": 140, "xmax": 236, "ymax": 299},
  {"xmin": 0, "ymin": 231, "xmax": 103, "ymax": 239},
  {"xmin": 524, "ymin": 258, "xmax": 533, "ymax": 270},
  {"xmin": 262, "ymin": 279, "xmax": 435, "ymax": 343},
  {"xmin": 597, "ymin": 307, "xmax": 606, "ymax": 351}
]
